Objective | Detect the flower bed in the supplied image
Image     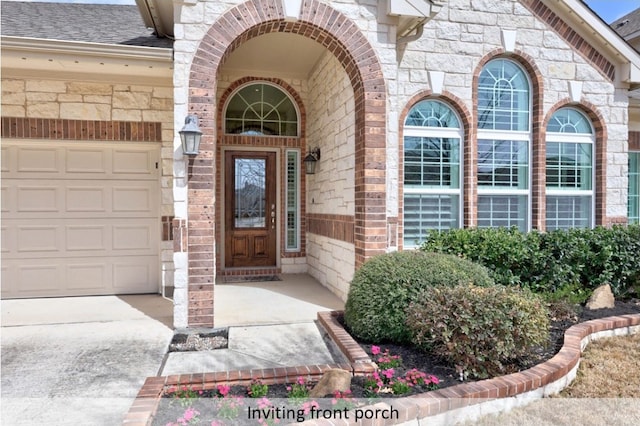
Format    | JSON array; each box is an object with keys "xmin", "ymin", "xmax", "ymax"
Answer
[{"xmin": 124, "ymin": 312, "xmax": 640, "ymax": 426}]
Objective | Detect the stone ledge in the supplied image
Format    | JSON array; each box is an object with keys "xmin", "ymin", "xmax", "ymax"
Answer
[{"xmin": 124, "ymin": 312, "xmax": 640, "ymax": 425}]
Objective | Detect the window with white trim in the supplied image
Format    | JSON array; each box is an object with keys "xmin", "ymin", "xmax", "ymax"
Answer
[
  {"xmin": 403, "ymin": 100, "xmax": 462, "ymax": 247},
  {"xmin": 477, "ymin": 59, "xmax": 531, "ymax": 231},
  {"xmin": 629, "ymin": 151, "xmax": 640, "ymax": 224},
  {"xmin": 545, "ymin": 108, "xmax": 594, "ymax": 230},
  {"xmin": 285, "ymin": 150, "xmax": 300, "ymax": 250},
  {"xmin": 225, "ymin": 83, "xmax": 298, "ymax": 136}
]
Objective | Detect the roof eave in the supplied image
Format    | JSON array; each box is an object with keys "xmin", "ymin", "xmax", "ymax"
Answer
[
  {"xmin": 552, "ymin": 0, "xmax": 640, "ymax": 84},
  {"xmin": 1, "ymin": 35, "xmax": 172, "ymax": 61}
]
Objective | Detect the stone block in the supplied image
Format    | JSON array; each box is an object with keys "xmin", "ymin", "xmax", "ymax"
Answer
[
  {"xmin": 25, "ymin": 80, "xmax": 66, "ymax": 93},
  {"xmin": 60, "ymin": 103, "xmax": 110, "ymax": 120},
  {"xmin": 27, "ymin": 102, "xmax": 59, "ymax": 118}
]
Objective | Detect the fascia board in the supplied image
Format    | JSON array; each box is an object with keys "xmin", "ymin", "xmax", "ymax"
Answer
[
  {"xmin": 1, "ymin": 36, "xmax": 172, "ymax": 63},
  {"xmin": 552, "ymin": 0, "xmax": 640, "ymax": 82}
]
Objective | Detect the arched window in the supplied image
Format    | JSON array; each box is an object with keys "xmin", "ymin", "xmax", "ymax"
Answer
[
  {"xmin": 545, "ymin": 108, "xmax": 594, "ymax": 230},
  {"xmin": 477, "ymin": 59, "xmax": 530, "ymax": 231},
  {"xmin": 403, "ymin": 100, "xmax": 463, "ymax": 247},
  {"xmin": 224, "ymin": 83, "xmax": 298, "ymax": 136}
]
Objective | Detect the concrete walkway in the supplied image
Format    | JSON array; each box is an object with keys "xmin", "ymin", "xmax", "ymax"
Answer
[{"xmin": 1, "ymin": 274, "xmax": 346, "ymax": 425}]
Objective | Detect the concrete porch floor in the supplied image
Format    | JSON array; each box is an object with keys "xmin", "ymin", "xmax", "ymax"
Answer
[{"xmin": 213, "ymin": 273, "xmax": 346, "ymax": 327}]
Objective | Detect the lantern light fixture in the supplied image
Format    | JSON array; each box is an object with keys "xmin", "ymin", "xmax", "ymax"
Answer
[
  {"xmin": 303, "ymin": 147, "xmax": 321, "ymax": 175},
  {"xmin": 179, "ymin": 114, "xmax": 202, "ymax": 156}
]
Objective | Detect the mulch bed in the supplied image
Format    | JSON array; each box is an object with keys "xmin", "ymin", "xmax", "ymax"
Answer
[{"xmin": 152, "ymin": 299, "xmax": 640, "ymax": 425}]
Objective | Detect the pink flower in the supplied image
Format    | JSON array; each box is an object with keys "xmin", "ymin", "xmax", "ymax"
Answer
[
  {"xmin": 371, "ymin": 345, "xmax": 381, "ymax": 355},
  {"xmin": 182, "ymin": 407, "xmax": 199, "ymax": 421},
  {"xmin": 430, "ymin": 375, "xmax": 440, "ymax": 385},
  {"xmin": 216, "ymin": 384, "xmax": 230, "ymax": 397},
  {"xmin": 382, "ymin": 368, "xmax": 395, "ymax": 379},
  {"xmin": 297, "ymin": 376, "xmax": 306, "ymax": 386}
]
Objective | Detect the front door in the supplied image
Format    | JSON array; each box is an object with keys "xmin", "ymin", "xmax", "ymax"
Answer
[{"xmin": 225, "ymin": 151, "xmax": 277, "ymax": 268}]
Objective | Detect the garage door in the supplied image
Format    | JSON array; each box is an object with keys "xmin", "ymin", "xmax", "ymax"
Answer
[{"xmin": 1, "ymin": 141, "xmax": 160, "ymax": 298}]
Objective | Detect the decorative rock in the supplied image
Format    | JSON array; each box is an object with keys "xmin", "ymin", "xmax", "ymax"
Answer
[
  {"xmin": 308, "ymin": 369, "xmax": 352, "ymax": 398},
  {"xmin": 585, "ymin": 284, "xmax": 615, "ymax": 310}
]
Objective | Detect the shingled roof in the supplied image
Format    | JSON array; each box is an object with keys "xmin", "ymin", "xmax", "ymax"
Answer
[
  {"xmin": 611, "ymin": 8, "xmax": 640, "ymax": 40},
  {"xmin": 0, "ymin": 1, "xmax": 173, "ymax": 49}
]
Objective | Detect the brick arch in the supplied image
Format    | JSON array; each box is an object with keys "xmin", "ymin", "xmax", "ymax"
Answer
[
  {"xmin": 184, "ymin": 0, "xmax": 386, "ymax": 326},
  {"xmin": 543, "ymin": 100, "xmax": 608, "ymax": 226},
  {"xmin": 472, "ymin": 49, "xmax": 545, "ymax": 229},
  {"xmin": 397, "ymin": 90, "xmax": 475, "ymax": 245}
]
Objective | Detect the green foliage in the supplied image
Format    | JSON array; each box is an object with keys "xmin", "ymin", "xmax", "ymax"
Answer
[
  {"xmin": 406, "ymin": 284, "xmax": 550, "ymax": 379},
  {"xmin": 246, "ymin": 379, "xmax": 268, "ymax": 398},
  {"xmin": 420, "ymin": 225, "xmax": 640, "ymax": 302},
  {"xmin": 344, "ymin": 251, "xmax": 493, "ymax": 343}
]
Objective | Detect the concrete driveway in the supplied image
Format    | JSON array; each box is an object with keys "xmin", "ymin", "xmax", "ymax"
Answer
[{"xmin": 1, "ymin": 295, "xmax": 173, "ymax": 426}]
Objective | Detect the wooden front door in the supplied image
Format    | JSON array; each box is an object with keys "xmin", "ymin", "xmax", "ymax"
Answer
[{"xmin": 225, "ymin": 151, "xmax": 277, "ymax": 268}]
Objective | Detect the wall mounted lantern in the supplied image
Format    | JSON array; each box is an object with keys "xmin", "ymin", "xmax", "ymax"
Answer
[
  {"xmin": 303, "ymin": 147, "xmax": 321, "ymax": 175},
  {"xmin": 179, "ymin": 115, "xmax": 202, "ymax": 156}
]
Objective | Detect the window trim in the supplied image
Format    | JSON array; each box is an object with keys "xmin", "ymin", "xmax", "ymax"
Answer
[
  {"xmin": 223, "ymin": 81, "xmax": 301, "ymax": 137},
  {"xmin": 285, "ymin": 149, "xmax": 301, "ymax": 251},
  {"xmin": 476, "ymin": 58, "xmax": 533, "ymax": 232},
  {"xmin": 403, "ymin": 99, "xmax": 464, "ymax": 247},
  {"xmin": 545, "ymin": 107, "xmax": 595, "ymax": 230}
]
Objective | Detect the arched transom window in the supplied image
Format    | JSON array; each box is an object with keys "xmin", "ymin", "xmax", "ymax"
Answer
[
  {"xmin": 545, "ymin": 107, "xmax": 594, "ymax": 230},
  {"xmin": 403, "ymin": 100, "xmax": 463, "ymax": 247},
  {"xmin": 477, "ymin": 58, "xmax": 531, "ymax": 232},
  {"xmin": 224, "ymin": 83, "xmax": 299, "ymax": 136}
]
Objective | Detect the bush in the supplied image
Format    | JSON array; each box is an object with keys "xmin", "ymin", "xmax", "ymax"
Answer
[
  {"xmin": 420, "ymin": 225, "xmax": 640, "ymax": 302},
  {"xmin": 343, "ymin": 251, "xmax": 494, "ymax": 343},
  {"xmin": 406, "ymin": 284, "xmax": 550, "ymax": 379}
]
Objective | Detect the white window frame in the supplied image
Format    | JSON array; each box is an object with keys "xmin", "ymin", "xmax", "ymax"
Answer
[
  {"xmin": 223, "ymin": 81, "xmax": 301, "ymax": 137},
  {"xmin": 285, "ymin": 149, "xmax": 301, "ymax": 251},
  {"xmin": 545, "ymin": 109, "xmax": 595, "ymax": 230},
  {"xmin": 476, "ymin": 58, "xmax": 532, "ymax": 232},
  {"xmin": 403, "ymin": 102, "xmax": 464, "ymax": 248}
]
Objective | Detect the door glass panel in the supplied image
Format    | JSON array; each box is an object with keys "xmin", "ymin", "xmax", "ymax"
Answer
[{"xmin": 234, "ymin": 158, "xmax": 266, "ymax": 228}]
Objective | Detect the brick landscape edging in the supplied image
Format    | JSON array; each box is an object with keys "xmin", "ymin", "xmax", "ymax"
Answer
[{"xmin": 124, "ymin": 312, "xmax": 640, "ymax": 425}]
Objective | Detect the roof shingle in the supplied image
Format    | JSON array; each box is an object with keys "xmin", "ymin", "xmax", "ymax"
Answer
[{"xmin": 1, "ymin": 1, "xmax": 172, "ymax": 49}]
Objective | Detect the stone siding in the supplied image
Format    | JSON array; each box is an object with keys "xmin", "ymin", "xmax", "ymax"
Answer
[{"xmin": 1, "ymin": 77, "xmax": 176, "ymax": 294}]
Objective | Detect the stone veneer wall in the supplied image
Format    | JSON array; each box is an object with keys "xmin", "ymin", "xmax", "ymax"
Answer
[
  {"xmin": 306, "ymin": 50, "xmax": 356, "ymax": 297},
  {"xmin": 1, "ymin": 78, "xmax": 175, "ymax": 293},
  {"xmin": 393, "ymin": 0, "xmax": 629, "ymax": 226}
]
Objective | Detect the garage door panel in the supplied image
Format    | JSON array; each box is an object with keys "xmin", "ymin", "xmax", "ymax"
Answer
[
  {"xmin": 4, "ymin": 181, "xmax": 156, "ymax": 219},
  {"xmin": 113, "ymin": 187, "xmax": 154, "ymax": 213},
  {"xmin": 17, "ymin": 264, "xmax": 63, "ymax": 294},
  {"xmin": 2, "ymin": 141, "xmax": 160, "ymax": 299},
  {"xmin": 1, "ymin": 186, "xmax": 9, "ymax": 212},
  {"xmin": 67, "ymin": 263, "xmax": 107, "ymax": 291},
  {"xmin": 17, "ymin": 147, "xmax": 60, "ymax": 174},
  {"xmin": 113, "ymin": 261, "xmax": 157, "ymax": 293},
  {"xmin": 1, "ymin": 146, "xmax": 10, "ymax": 172},
  {"xmin": 66, "ymin": 186, "xmax": 107, "ymax": 212},
  {"xmin": 113, "ymin": 225, "xmax": 153, "ymax": 251},
  {"xmin": 66, "ymin": 148, "xmax": 108, "ymax": 174},
  {"xmin": 17, "ymin": 186, "xmax": 59, "ymax": 212},
  {"xmin": 113, "ymin": 149, "xmax": 155, "ymax": 175},
  {"xmin": 17, "ymin": 225, "xmax": 60, "ymax": 253},
  {"xmin": 66, "ymin": 225, "xmax": 107, "ymax": 251},
  {"xmin": 1, "ymin": 226, "xmax": 10, "ymax": 253}
]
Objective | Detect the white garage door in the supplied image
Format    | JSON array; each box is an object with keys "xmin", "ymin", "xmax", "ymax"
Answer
[{"xmin": 1, "ymin": 141, "xmax": 160, "ymax": 298}]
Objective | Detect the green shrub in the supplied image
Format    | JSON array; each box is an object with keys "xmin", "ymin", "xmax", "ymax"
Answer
[
  {"xmin": 420, "ymin": 225, "xmax": 640, "ymax": 302},
  {"xmin": 343, "ymin": 251, "xmax": 493, "ymax": 343},
  {"xmin": 406, "ymin": 284, "xmax": 550, "ymax": 379}
]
